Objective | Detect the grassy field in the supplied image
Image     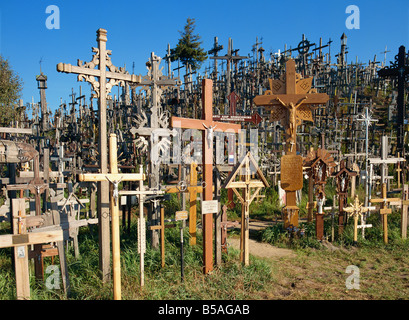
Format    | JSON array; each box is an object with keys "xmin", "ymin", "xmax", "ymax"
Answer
[
  {"xmin": 1, "ymin": 215, "xmax": 409, "ymax": 300},
  {"xmin": 0, "ymin": 182, "xmax": 408, "ymax": 300}
]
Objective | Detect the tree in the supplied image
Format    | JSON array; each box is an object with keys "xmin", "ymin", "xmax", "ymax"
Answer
[
  {"xmin": 171, "ymin": 17, "xmax": 207, "ymax": 72},
  {"xmin": 0, "ymin": 55, "xmax": 23, "ymax": 126}
]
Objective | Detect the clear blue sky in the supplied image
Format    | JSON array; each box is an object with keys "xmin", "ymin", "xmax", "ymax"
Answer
[{"xmin": 0, "ymin": 0, "xmax": 408, "ymax": 113}]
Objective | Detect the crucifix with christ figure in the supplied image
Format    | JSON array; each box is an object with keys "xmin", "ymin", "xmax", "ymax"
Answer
[
  {"xmin": 170, "ymin": 79, "xmax": 241, "ymax": 274},
  {"xmin": 254, "ymin": 59, "xmax": 329, "ymax": 228}
]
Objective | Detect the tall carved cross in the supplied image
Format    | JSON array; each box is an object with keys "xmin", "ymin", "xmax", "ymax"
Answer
[
  {"xmin": 130, "ymin": 52, "xmax": 181, "ymax": 248},
  {"xmin": 79, "ymin": 133, "xmax": 145, "ymax": 300},
  {"xmin": 254, "ymin": 59, "xmax": 329, "ymax": 228},
  {"xmin": 171, "ymin": 79, "xmax": 241, "ymax": 274},
  {"xmin": 56, "ymin": 28, "xmax": 141, "ymax": 282}
]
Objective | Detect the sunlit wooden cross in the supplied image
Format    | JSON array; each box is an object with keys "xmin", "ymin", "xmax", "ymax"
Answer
[
  {"xmin": 343, "ymin": 196, "xmax": 375, "ymax": 244},
  {"xmin": 254, "ymin": 59, "xmax": 329, "ymax": 229},
  {"xmin": 171, "ymin": 79, "xmax": 241, "ymax": 274},
  {"xmin": 165, "ymin": 161, "xmax": 203, "ymax": 246},
  {"xmin": 57, "ymin": 28, "xmax": 142, "ymax": 282},
  {"xmin": 370, "ymin": 183, "xmax": 401, "ymax": 244},
  {"xmin": 222, "ymin": 152, "xmax": 269, "ymax": 265},
  {"xmin": 79, "ymin": 133, "xmax": 145, "ymax": 300}
]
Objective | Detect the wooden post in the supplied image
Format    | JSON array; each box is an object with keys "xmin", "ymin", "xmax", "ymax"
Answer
[
  {"xmin": 402, "ymin": 184, "xmax": 408, "ymax": 239},
  {"xmin": 12, "ymin": 199, "xmax": 30, "ymax": 300}
]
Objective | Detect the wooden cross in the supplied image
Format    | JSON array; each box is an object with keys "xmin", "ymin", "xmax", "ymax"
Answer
[
  {"xmin": 165, "ymin": 161, "xmax": 203, "ymax": 246},
  {"xmin": 254, "ymin": 59, "xmax": 329, "ymax": 229},
  {"xmin": 370, "ymin": 183, "xmax": 401, "ymax": 244},
  {"xmin": 57, "ymin": 28, "xmax": 141, "ymax": 282},
  {"xmin": 343, "ymin": 196, "xmax": 375, "ymax": 244},
  {"xmin": 79, "ymin": 133, "xmax": 145, "ymax": 300},
  {"xmin": 170, "ymin": 79, "xmax": 241, "ymax": 274},
  {"xmin": 222, "ymin": 152, "xmax": 269, "ymax": 265},
  {"xmin": 0, "ymin": 198, "xmax": 63, "ymax": 300}
]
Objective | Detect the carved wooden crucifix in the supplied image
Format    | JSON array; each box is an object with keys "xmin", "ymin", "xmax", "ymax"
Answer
[
  {"xmin": 79, "ymin": 133, "xmax": 145, "ymax": 300},
  {"xmin": 171, "ymin": 79, "xmax": 241, "ymax": 274},
  {"xmin": 254, "ymin": 59, "xmax": 329, "ymax": 229}
]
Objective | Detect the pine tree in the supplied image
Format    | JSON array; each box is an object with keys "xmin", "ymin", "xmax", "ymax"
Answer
[
  {"xmin": 171, "ymin": 17, "xmax": 207, "ymax": 72},
  {"xmin": 0, "ymin": 55, "xmax": 23, "ymax": 126}
]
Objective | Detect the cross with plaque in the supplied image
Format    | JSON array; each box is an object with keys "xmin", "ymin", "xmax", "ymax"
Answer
[
  {"xmin": 79, "ymin": 133, "xmax": 145, "ymax": 300},
  {"xmin": 171, "ymin": 79, "xmax": 241, "ymax": 274},
  {"xmin": 254, "ymin": 59, "xmax": 329, "ymax": 228}
]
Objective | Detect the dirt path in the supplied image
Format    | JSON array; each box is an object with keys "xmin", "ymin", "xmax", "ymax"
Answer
[{"xmin": 227, "ymin": 237, "xmax": 296, "ymax": 259}]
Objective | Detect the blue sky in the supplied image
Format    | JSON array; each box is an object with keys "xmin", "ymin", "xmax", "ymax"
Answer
[{"xmin": 0, "ymin": 0, "xmax": 408, "ymax": 113}]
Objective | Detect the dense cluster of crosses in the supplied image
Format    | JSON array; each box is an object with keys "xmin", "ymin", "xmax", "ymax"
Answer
[{"xmin": 0, "ymin": 28, "xmax": 408, "ymax": 300}]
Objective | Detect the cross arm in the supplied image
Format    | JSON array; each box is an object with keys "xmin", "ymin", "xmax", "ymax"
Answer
[
  {"xmin": 56, "ymin": 63, "xmax": 142, "ymax": 83},
  {"xmin": 78, "ymin": 173, "xmax": 145, "ymax": 182},
  {"xmin": 370, "ymin": 198, "xmax": 401, "ymax": 203},
  {"xmin": 0, "ymin": 230, "xmax": 63, "ymax": 249},
  {"xmin": 254, "ymin": 93, "xmax": 329, "ymax": 107},
  {"xmin": 170, "ymin": 117, "xmax": 241, "ymax": 133}
]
